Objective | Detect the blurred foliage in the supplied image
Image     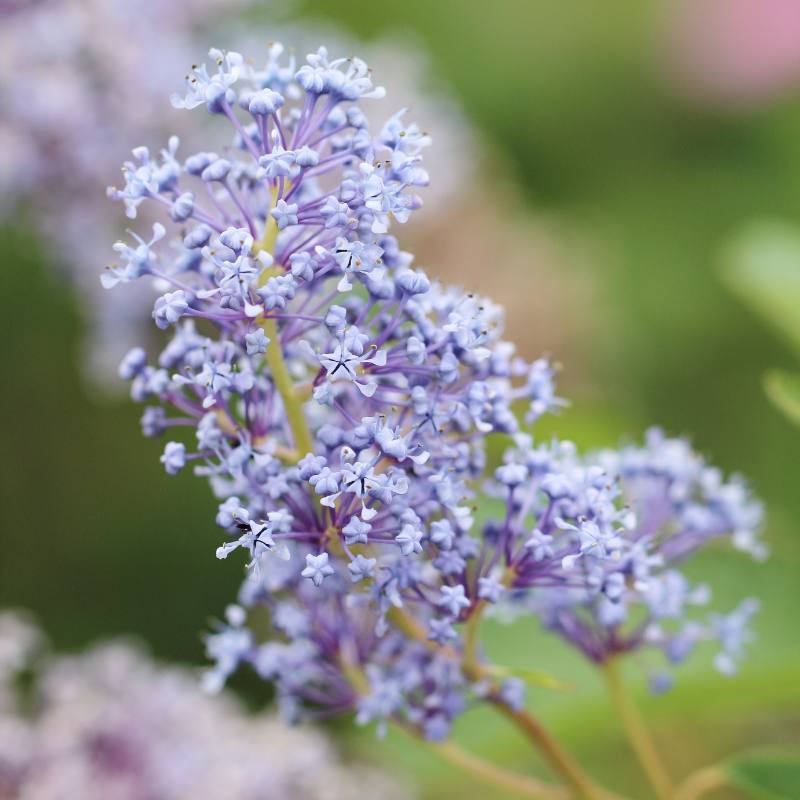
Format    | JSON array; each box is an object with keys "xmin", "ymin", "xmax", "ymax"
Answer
[
  {"xmin": 725, "ymin": 751, "xmax": 800, "ymax": 800},
  {"xmin": 3, "ymin": 0, "xmax": 800, "ymax": 795},
  {"xmin": 0, "ymin": 226, "xmax": 239, "ymax": 661},
  {"xmin": 763, "ymin": 369, "xmax": 800, "ymax": 426},
  {"xmin": 719, "ymin": 221, "xmax": 800, "ymax": 425},
  {"xmin": 719, "ymin": 222, "xmax": 800, "ymax": 358}
]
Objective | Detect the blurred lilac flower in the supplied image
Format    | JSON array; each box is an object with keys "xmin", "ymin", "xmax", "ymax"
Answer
[{"xmin": 0, "ymin": 611, "xmax": 409, "ymax": 800}]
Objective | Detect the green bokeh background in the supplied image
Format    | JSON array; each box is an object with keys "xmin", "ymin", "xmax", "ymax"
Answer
[{"xmin": 2, "ymin": 1, "xmax": 799, "ymax": 797}]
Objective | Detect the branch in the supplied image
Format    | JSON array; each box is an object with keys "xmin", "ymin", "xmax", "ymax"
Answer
[
  {"xmin": 673, "ymin": 766, "xmax": 727, "ymax": 800},
  {"xmin": 253, "ymin": 209, "xmax": 314, "ymax": 459},
  {"xmin": 386, "ymin": 607, "xmax": 630, "ymax": 800},
  {"xmin": 340, "ymin": 651, "xmax": 570, "ymax": 800},
  {"xmin": 601, "ymin": 658, "xmax": 673, "ymax": 800},
  {"xmin": 425, "ymin": 738, "xmax": 571, "ymax": 800}
]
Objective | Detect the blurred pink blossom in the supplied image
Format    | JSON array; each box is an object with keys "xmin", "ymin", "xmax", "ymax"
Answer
[{"xmin": 663, "ymin": 0, "xmax": 800, "ymax": 108}]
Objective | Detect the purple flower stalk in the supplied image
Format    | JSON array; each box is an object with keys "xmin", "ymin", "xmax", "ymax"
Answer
[{"xmin": 106, "ymin": 44, "xmax": 766, "ymax": 769}]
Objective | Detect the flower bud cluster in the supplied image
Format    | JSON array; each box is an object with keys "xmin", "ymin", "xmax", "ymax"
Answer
[{"xmin": 107, "ymin": 45, "xmax": 766, "ymax": 740}]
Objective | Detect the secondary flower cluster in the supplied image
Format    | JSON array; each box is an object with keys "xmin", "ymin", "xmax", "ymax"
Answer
[
  {"xmin": 486, "ymin": 428, "xmax": 765, "ymax": 687},
  {"xmin": 0, "ymin": 611, "xmax": 408, "ymax": 800},
  {"xmin": 107, "ymin": 45, "xmax": 766, "ymax": 741}
]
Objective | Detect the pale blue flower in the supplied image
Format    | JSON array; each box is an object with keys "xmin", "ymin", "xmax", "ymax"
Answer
[
  {"xmin": 245, "ymin": 329, "xmax": 270, "ymax": 355},
  {"xmin": 477, "ymin": 575, "xmax": 506, "ymax": 604},
  {"xmin": 160, "ymin": 441, "xmax": 186, "ymax": 475},
  {"xmin": 343, "ymin": 517, "xmax": 371, "ymax": 546},
  {"xmin": 301, "ymin": 553, "xmax": 335, "ymax": 587},
  {"xmin": 395, "ymin": 524, "xmax": 423, "ymax": 556},
  {"xmin": 105, "ymin": 40, "xmax": 765, "ymax": 731},
  {"xmin": 269, "ymin": 199, "xmax": 298, "ymax": 230},
  {"xmin": 438, "ymin": 584, "xmax": 470, "ymax": 616},
  {"xmin": 258, "ymin": 147, "xmax": 296, "ymax": 180},
  {"xmin": 427, "ymin": 618, "xmax": 458, "ymax": 646},
  {"xmin": 348, "ymin": 554, "xmax": 377, "ymax": 583},
  {"xmin": 152, "ymin": 290, "xmax": 188, "ymax": 330}
]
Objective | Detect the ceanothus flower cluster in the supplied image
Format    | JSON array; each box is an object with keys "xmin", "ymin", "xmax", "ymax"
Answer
[
  {"xmin": 107, "ymin": 45, "xmax": 767, "ymax": 741},
  {"xmin": 485, "ymin": 428, "xmax": 765, "ymax": 692}
]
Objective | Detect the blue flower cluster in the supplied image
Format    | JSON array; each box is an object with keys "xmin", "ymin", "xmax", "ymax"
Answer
[
  {"xmin": 107, "ymin": 45, "xmax": 767, "ymax": 740},
  {"xmin": 486, "ymin": 428, "xmax": 765, "ymax": 690}
]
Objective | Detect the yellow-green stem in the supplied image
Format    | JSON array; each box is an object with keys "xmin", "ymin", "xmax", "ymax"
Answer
[
  {"xmin": 340, "ymin": 652, "xmax": 569, "ymax": 800},
  {"xmin": 494, "ymin": 704, "xmax": 628, "ymax": 800},
  {"xmin": 463, "ymin": 566, "xmax": 517, "ymax": 679},
  {"xmin": 462, "ymin": 597, "xmax": 487, "ymax": 679},
  {"xmin": 672, "ymin": 766, "xmax": 727, "ymax": 800},
  {"xmin": 262, "ymin": 311, "xmax": 314, "ymax": 455},
  {"xmin": 252, "ymin": 200, "xmax": 314, "ymax": 459},
  {"xmin": 415, "ymin": 735, "xmax": 571, "ymax": 800},
  {"xmin": 386, "ymin": 609, "xmax": 629, "ymax": 800},
  {"xmin": 387, "ymin": 605, "xmax": 433, "ymax": 644},
  {"xmin": 602, "ymin": 658, "xmax": 673, "ymax": 800}
]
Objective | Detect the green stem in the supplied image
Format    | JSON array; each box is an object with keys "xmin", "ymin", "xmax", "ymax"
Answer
[
  {"xmin": 463, "ymin": 566, "xmax": 517, "ymax": 679},
  {"xmin": 252, "ymin": 205, "xmax": 314, "ymax": 459},
  {"xmin": 341, "ymin": 652, "xmax": 569, "ymax": 800},
  {"xmin": 386, "ymin": 607, "xmax": 629, "ymax": 800},
  {"xmin": 602, "ymin": 658, "xmax": 673, "ymax": 800},
  {"xmin": 494, "ymin": 704, "xmax": 628, "ymax": 800},
  {"xmin": 462, "ymin": 597, "xmax": 488, "ymax": 678},
  {"xmin": 421, "ymin": 736, "xmax": 571, "ymax": 800},
  {"xmin": 672, "ymin": 766, "xmax": 727, "ymax": 800},
  {"xmin": 262, "ymin": 311, "xmax": 314, "ymax": 456}
]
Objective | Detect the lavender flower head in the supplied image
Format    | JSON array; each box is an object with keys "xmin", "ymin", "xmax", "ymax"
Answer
[{"xmin": 107, "ymin": 44, "xmax": 767, "ymax": 742}]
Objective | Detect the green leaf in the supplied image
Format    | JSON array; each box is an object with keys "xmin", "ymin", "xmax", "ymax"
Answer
[
  {"xmin": 719, "ymin": 221, "xmax": 800, "ymax": 357},
  {"xmin": 763, "ymin": 369, "xmax": 800, "ymax": 425},
  {"xmin": 723, "ymin": 750, "xmax": 800, "ymax": 800},
  {"xmin": 483, "ymin": 664, "xmax": 575, "ymax": 691}
]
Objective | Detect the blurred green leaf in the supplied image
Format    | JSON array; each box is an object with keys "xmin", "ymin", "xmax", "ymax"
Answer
[
  {"xmin": 763, "ymin": 370, "xmax": 800, "ymax": 425},
  {"xmin": 483, "ymin": 664, "xmax": 574, "ymax": 691},
  {"xmin": 724, "ymin": 750, "xmax": 800, "ymax": 800},
  {"xmin": 720, "ymin": 222, "xmax": 800, "ymax": 358}
]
